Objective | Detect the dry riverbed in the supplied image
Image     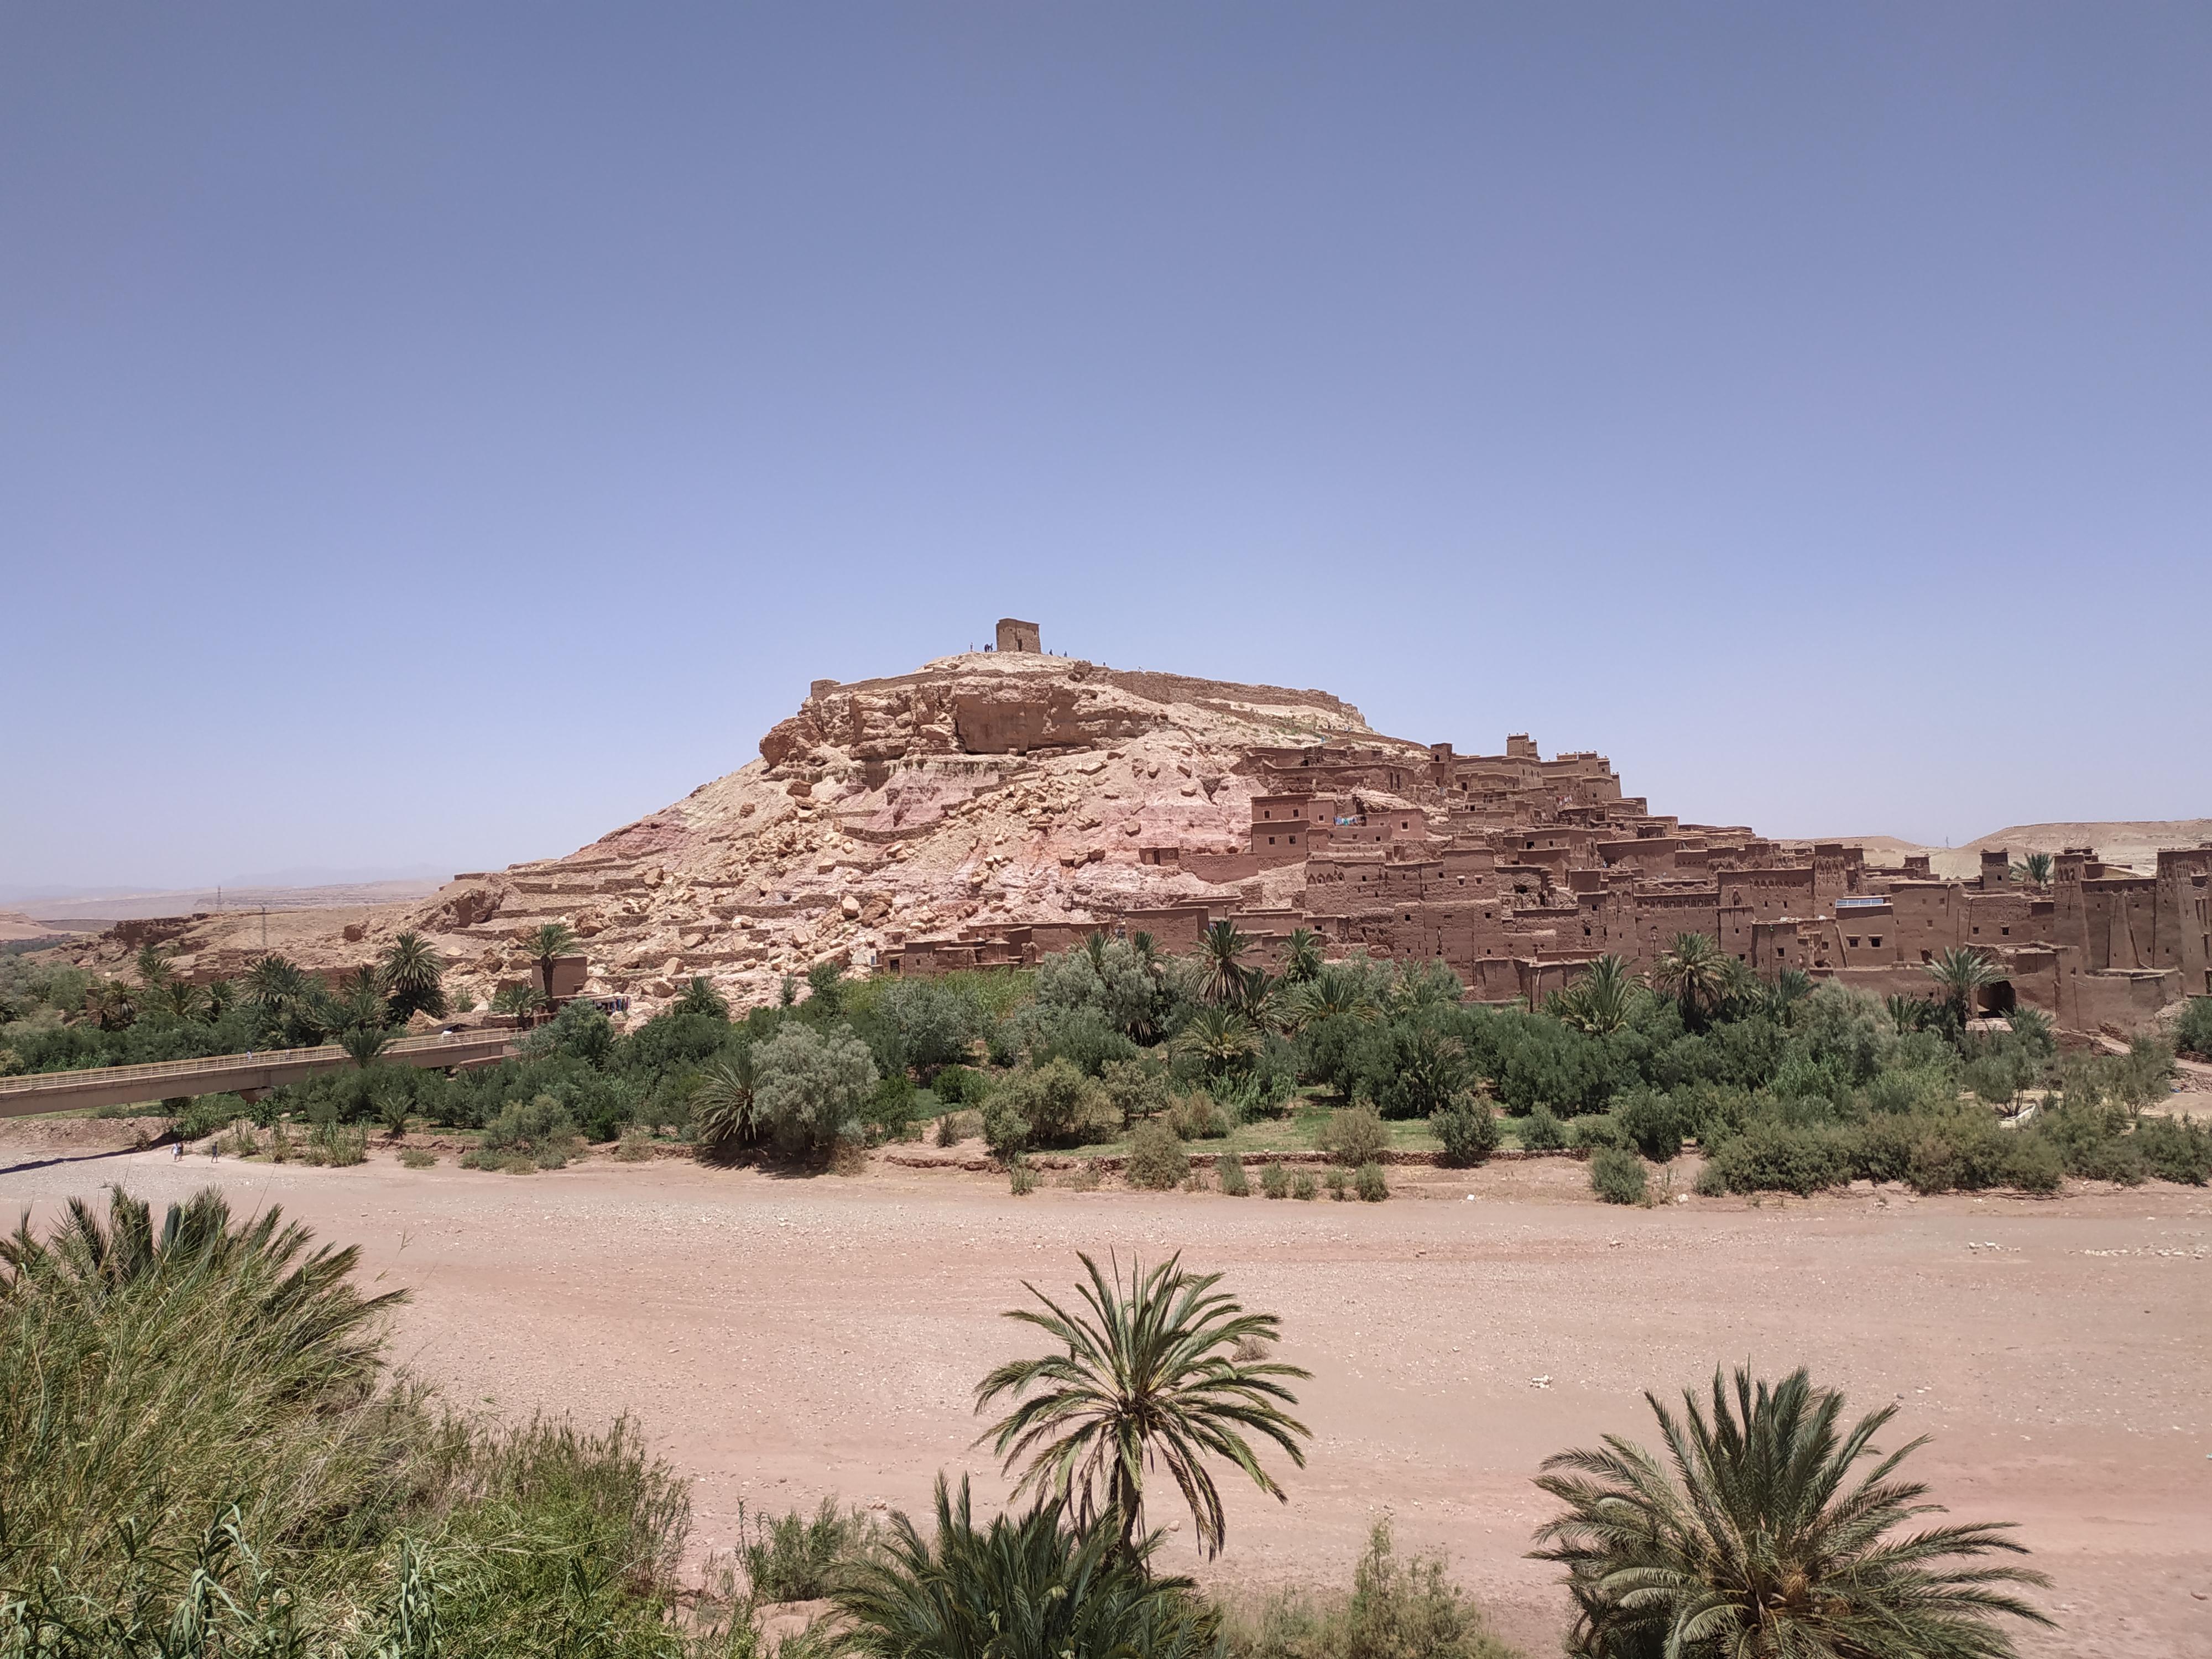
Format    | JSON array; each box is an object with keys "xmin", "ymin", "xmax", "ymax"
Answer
[{"xmin": 3, "ymin": 1130, "xmax": 2206, "ymax": 1658}]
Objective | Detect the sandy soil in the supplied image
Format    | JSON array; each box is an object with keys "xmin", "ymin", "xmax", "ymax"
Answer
[{"xmin": 2, "ymin": 1141, "xmax": 2205, "ymax": 1658}]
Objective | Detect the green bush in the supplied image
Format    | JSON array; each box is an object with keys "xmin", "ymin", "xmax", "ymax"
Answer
[
  {"xmin": 989, "ymin": 1058, "xmax": 1114, "ymax": 1149},
  {"xmin": 1567, "ymin": 1113, "xmax": 1629, "ymax": 1153},
  {"xmin": 1521, "ymin": 1104, "xmax": 1568, "ymax": 1151},
  {"xmin": 1704, "ymin": 1123, "xmax": 1853, "ymax": 1196},
  {"xmin": 1353, "ymin": 1162, "xmax": 1389, "ymax": 1202},
  {"xmin": 1216, "ymin": 1153, "xmax": 1251, "ymax": 1196},
  {"xmin": 1324, "ymin": 1166, "xmax": 1348, "ymax": 1200},
  {"xmin": 1100, "ymin": 1056, "xmax": 1172, "ymax": 1125},
  {"xmin": 1168, "ymin": 1091, "xmax": 1230, "ymax": 1140},
  {"xmin": 980, "ymin": 1096, "xmax": 1030, "ymax": 1157},
  {"xmin": 1433, "ymin": 1099, "xmax": 1501, "ymax": 1166},
  {"xmin": 485, "ymin": 1093, "xmax": 577, "ymax": 1154},
  {"xmin": 931, "ymin": 1063, "xmax": 980, "ymax": 1105},
  {"xmin": 1261, "ymin": 1161, "xmax": 1290, "ymax": 1199},
  {"xmin": 1589, "ymin": 1147, "xmax": 1647, "ymax": 1205},
  {"xmin": 1613, "ymin": 1088, "xmax": 1684, "ymax": 1161},
  {"xmin": 2133, "ymin": 1114, "xmax": 2212, "ymax": 1184},
  {"xmin": 753, "ymin": 1023, "xmax": 880, "ymax": 1157},
  {"xmin": 1320, "ymin": 1104, "xmax": 1389, "ymax": 1168},
  {"xmin": 1125, "ymin": 1121, "xmax": 1188, "ymax": 1191},
  {"xmin": 398, "ymin": 1147, "xmax": 437, "ymax": 1170},
  {"xmin": 1008, "ymin": 1158, "xmax": 1037, "ymax": 1196},
  {"xmin": 2176, "ymin": 997, "xmax": 2212, "ymax": 1061},
  {"xmin": 1292, "ymin": 1171, "xmax": 1318, "ymax": 1201},
  {"xmin": 2002, "ymin": 1133, "xmax": 2064, "ymax": 1193}
]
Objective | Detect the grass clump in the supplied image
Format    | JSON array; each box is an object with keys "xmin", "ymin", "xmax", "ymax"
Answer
[
  {"xmin": 613, "ymin": 1124, "xmax": 656, "ymax": 1162},
  {"xmin": 1589, "ymin": 1146, "xmax": 1647, "ymax": 1205},
  {"xmin": 1354, "ymin": 1162, "xmax": 1389, "ymax": 1202},
  {"xmin": 302, "ymin": 1121, "xmax": 367, "ymax": 1167},
  {"xmin": 1216, "ymin": 1153, "xmax": 1252, "ymax": 1196},
  {"xmin": 1260, "ymin": 1161, "xmax": 1290, "ymax": 1199},
  {"xmin": 399, "ymin": 1147, "xmax": 437, "ymax": 1170},
  {"xmin": 1325, "ymin": 1167, "xmax": 1348, "ymax": 1201},
  {"xmin": 0, "ymin": 1186, "xmax": 697, "ymax": 1655},
  {"xmin": 1291, "ymin": 1171, "xmax": 1318, "ymax": 1201},
  {"xmin": 1008, "ymin": 1158, "xmax": 1037, "ymax": 1197},
  {"xmin": 739, "ymin": 1495, "xmax": 879, "ymax": 1601},
  {"xmin": 1222, "ymin": 1519, "xmax": 1514, "ymax": 1658}
]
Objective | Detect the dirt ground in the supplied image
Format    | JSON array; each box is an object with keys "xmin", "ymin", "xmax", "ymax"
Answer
[{"xmin": 3, "ymin": 1134, "xmax": 2206, "ymax": 1658}]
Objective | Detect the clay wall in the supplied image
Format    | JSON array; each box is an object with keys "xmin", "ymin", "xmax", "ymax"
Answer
[
  {"xmin": 2083, "ymin": 877, "xmax": 2158, "ymax": 971},
  {"xmin": 1829, "ymin": 899, "xmax": 1898, "ymax": 966},
  {"xmin": 2153, "ymin": 848, "xmax": 2212, "ymax": 992},
  {"xmin": 1750, "ymin": 920, "xmax": 1811, "ymax": 975},
  {"xmin": 1886, "ymin": 881, "xmax": 1963, "ymax": 963},
  {"xmin": 1959, "ymin": 891, "xmax": 2050, "ymax": 949},
  {"xmin": 2073, "ymin": 967, "xmax": 2183, "ymax": 1031},
  {"xmin": 1625, "ymin": 888, "xmax": 1723, "ymax": 959},
  {"xmin": 1247, "ymin": 820, "xmax": 1319, "ymax": 864}
]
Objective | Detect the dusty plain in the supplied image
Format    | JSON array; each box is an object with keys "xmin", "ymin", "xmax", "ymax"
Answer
[{"xmin": 3, "ymin": 1138, "xmax": 2206, "ymax": 1658}]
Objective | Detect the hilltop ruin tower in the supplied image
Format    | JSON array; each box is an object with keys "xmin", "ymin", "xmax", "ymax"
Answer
[{"xmin": 995, "ymin": 618, "xmax": 1041, "ymax": 654}]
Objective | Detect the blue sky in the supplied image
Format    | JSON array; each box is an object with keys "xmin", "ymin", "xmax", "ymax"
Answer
[{"xmin": 3, "ymin": 4, "xmax": 2205, "ymax": 892}]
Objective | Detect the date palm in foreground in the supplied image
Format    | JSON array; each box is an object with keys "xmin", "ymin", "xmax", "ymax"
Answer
[
  {"xmin": 1531, "ymin": 1365, "xmax": 2051, "ymax": 1659},
  {"xmin": 974, "ymin": 1252, "xmax": 1311, "ymax": 1559}
]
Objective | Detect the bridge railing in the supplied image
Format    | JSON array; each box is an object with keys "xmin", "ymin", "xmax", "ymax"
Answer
[{"xmin": 0, "ymin": 1031, "xmax": 516, "ymax": 1099}]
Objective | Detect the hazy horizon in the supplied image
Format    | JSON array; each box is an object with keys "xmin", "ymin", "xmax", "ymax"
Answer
[{"xmin": 4, "ymin": 6, "xmax": 2206, "ymax": 889}]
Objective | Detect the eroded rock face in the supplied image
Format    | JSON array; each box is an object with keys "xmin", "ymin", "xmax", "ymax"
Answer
[{"xmin": 76, "ymin": 649, "xmax": 1380, "ymax": 1014}]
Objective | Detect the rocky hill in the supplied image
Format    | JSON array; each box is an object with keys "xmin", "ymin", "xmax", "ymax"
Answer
[{"xmin": 59, "ymin": 649, "xmax": 1397, "ymax": 1009}]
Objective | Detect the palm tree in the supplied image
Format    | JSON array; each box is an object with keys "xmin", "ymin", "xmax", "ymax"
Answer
[
  {"xmin": 1531, "ymin": 1365, "xmax": 2051, "ymax": 1659},
  {"xmin": 1285, "ymin": 963, "xmax": 1381, "ymax": 1032},
  {"xmin": 246, "ymin": 953, "xmax": 305, "ymax": 1006},
  {"xmin": 1178, "ymin": 1005, "xmax": 1259, "ymax": 1079},
  {"xmin": 1650, "ymin": 933, "xmax": 1729, "ymax": 1028},
  {"xmin": 834, "ymin": 1476, "xmax": 1218, "ymax": 1659},
  {"xmin": 1387, "ymin": 959, "xmax": 1465, "ymax": 1015},
  {"xmin": 491, "ymin": 982, "xmax": 545, "ymax": 1025},
  {"xmin": 1885, "ymin": 993, "xmax": 1935, "ymax": 1035},
  {"xmin": 526, "ymin": 921, "xmax": 578, "ymax": 1004},
  {"xmin": 378, "ymin": 932, "xmax": 447, "ymax": 1021},
  {"xmin": 88, "ymin": 978, "xmax": 137, "ymax": 1032},
  {"xmin": 1234, "ymin": 966, "xmax": 1285, "ymax": 1030},
  {"xmin": 1281, "ymin": 927, "xmax": 1325, "ymax": 985},
  {"xmin": 2011, "ymin": 852, "xmax": 2053, "ymax": 888},
  {"xmin": 0, "ymin": 1186, "xmax": 405, "ymax": 1376},
  {"xmin": 338, "ymin": 1022, "xmax": 394, "ymax": 1069},
  {"xmin": 134, "ymin": 943, "xmax": 175, "ymax": 993},
  {"xmin": 1760, "ymin": 966, "xmax": 1814, "ymax": 1025},
  {"xmin": 150, "ymin": 977, "xmax": 206, "ymax": 1024},
  {"xmin": 691, "ymin": 1049, "xmax": 760, "ymax": 1158},
  {"xmin": 974, "ymin": 1251, "xmax": 1311, "ymax": 1558},
  {"xmin": 1195, "ymin": 920, "xmax": 1253, "ymax": 1007},
  {"xmin": 1927, "ymin": 946, "xmax": 2000, "ymax": 1025},
  {"xmin": 1556, "ymin": 955, "xmax": 1639, "ymax": 1036}
]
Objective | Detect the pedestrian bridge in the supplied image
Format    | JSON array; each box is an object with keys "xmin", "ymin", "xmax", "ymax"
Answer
[{"xmin": 0, "ymin": 1030, "xmax": 519, "ymax": 1118}]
